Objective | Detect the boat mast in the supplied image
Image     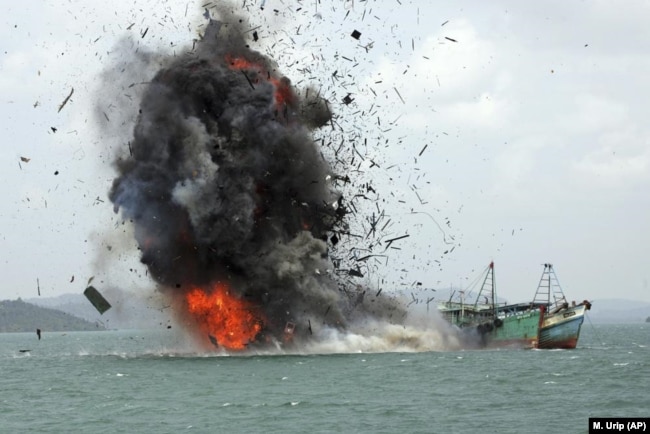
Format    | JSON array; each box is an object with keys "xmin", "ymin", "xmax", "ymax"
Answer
[
  {"xmin": 474, "ymin": 262, "xmax": 496, "ymax": 317},
  {"xmin": 491, "ymin": 262, "xmax": 496, "ymax": 317},
  {"xmin": 533, "ymin": 263, "xmax": 567, "ymax": 310}
]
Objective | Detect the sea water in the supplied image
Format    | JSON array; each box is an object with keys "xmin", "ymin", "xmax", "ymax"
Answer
[{"xmin": 1, "ymin": 323, "xmax": 648, "ymax": 433}]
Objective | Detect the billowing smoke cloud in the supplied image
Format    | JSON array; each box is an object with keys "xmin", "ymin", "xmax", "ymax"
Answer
[{"xmin": 108, "ymin": 11, "xmax": 461, "ymax": 351}]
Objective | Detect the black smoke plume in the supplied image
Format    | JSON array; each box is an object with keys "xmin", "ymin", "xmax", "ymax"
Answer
[{"xmin": 109, "ymin": 17, "xmax": 405, "ymax": 347}]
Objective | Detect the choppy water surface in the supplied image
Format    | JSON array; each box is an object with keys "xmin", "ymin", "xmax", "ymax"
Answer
[{"xmin": 2, "ymin": 323, "xmax": 647, "ymax": 433}]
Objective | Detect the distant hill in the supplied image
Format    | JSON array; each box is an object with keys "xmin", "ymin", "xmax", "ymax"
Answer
[
  {"xmin": 0, "ymin": 299, "xmax": 104, "ymax": 333},
  {"xmin": 26, "ymin": 290, "xmax": 174, "ymax": 330}
]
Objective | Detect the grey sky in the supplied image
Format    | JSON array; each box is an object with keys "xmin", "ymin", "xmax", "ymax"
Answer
[{"xmin": 1, "ymin": 0, "xmax": 648, "ymax": 304}]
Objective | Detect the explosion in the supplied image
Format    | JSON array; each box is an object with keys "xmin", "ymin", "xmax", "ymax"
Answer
[
  {"xmin": 184, "ymin": 283, "xmax": 264, "ymax": 350},
  {"xmin": 107, "ymin": 10, "xmax": 456, "ymax": 352}
]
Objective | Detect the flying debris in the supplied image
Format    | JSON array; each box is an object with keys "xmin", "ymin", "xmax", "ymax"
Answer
[
  {"xmin": 350, "ymin": 30, "xmax": 361, "ymax": 40},
  {"xmin": 57, "ymin": 87, "xmax": 74, "ymax": 113},
  {"xmin": 83, "ymin": 286, "xmax": 112, "ymax": 314},
  {"xmin": 384, "ymin": 234, "xmax": 410, "ymax": 250}
]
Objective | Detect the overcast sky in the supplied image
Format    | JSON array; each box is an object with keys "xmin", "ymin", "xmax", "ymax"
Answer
[{"xmin": 1, "ymin": 0, "xmax": 649, "ymax": 305}]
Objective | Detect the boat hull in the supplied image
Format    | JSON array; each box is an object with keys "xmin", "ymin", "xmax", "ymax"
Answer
[
  {"xmin": 485, "ymin": 308, "xmax": 541, "ymax": 349},
  {"xmin": 536, "ymin": 305, "xmax": 587, "ymax": 349}
]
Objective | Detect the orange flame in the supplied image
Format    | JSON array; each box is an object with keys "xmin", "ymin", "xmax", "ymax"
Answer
[
  {"xmin": 225, "ymin": 54, "xmax": 294, "ymax": 107},
  {"xmin": 225, "ymin": 54, "xmax": 260, "ymax": 71},
  {"xmin": 185, "ymin": 283, "xmax": 265, "ymax": 350}
]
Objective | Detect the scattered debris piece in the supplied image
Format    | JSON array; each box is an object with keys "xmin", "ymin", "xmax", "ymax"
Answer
[
  {"xmin": 393, "ymin": 87, "xmax": 405, "ymax": 104},
  {"xmin": 36, "ymin": 328, "xmax": 41, "ymax": 340},
  {"xmin": 348, "ymin": 268, "xmax": 364, "ymax": 277},
  {"xmin": 208, "ymin": 334, "xmax": 219, "ymax": 347},
  {"xmin": 19, "ymin": 349, "xmax": 31, "ymax": 353},
  {"xmin": 351, "ymin": 30, "xmax": 361, "ymax": 40},
  {"xmin": 384, "ymin": 234, "xmax": 410, "ymax": 250},
  {"xmin": 241, "ymin": 71, "xmax": 255, "ymax": 89},
  {"xmin": 20, "ymin": 156, "xmax": 31, "ymax": 163},
  {"xmin": 37, "ymin": 278, "xmax": 40, "ymax": 296},
  {"xmin": 445, "ymin": 36, "xmax": 457, "ymax": 43},
  {"xmin": 342, "ymin": 94, "xmax": 353, "ymax": 105},
  {"xmin": 51, "ymin": 127, "xmax": 57, "ymax": 133},
  {"xmin": 252, "ymin": 31, "xmax": 259, "ymax": 41},
  {"xmin": 84, "ymin": 286, "xmax": 112, "ymax": 314},
  {"xmin": 57, "ymin": 87, "xmax": 74, "ymax": 113}
]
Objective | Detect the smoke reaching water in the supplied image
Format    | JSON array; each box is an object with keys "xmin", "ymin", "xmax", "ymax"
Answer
[{"xmin": 107, "ymin": 9, "xmax": 463, "ymax": 353}]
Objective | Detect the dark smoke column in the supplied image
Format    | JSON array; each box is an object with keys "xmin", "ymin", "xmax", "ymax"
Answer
[{"xmin": 109, "ymin": 19, "xmax": 353, "ymax": 345}]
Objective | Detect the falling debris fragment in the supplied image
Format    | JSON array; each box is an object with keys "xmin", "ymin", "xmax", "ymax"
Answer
[
  {"xmin": 393, "ymin": 87, "xmax": 405, "ymax": 104},
  {"xmin": 36, "ymin": 329, "xmax": 41, "ymax": 340},
  {"xmin": 37, "ymin": 278, "xmax": 40, "ymax": 296},
  {"xmin": 252, "ymin": 31, "xmax": 259, "ymax": 42},
  {"xmin": 20, "ymin": 156, "xmax": 31, "ymax": 163},
  {"xmin": 444, "ymin": 36, "xmax": 457, "ymax": 43},
  {"xmin": 83, "ymin": 286, "xmax": 112, "ymax": 314},
  {"xmin": 351, "ymin": 30, "xmax": 361, "ymax": 40},
  {"xmin": 57, "ymin": 87, "xmax": 74, "ymax": 113},
  {"xmin": 348, "ymin": 268, "xmax": 364, "ymax": 278},
  {"xmin": 384, "ymin": 234, "xmax": 410, "ymax": 250}
]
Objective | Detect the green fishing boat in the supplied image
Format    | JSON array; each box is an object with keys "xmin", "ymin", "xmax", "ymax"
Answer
[{"xmin": 438, "ymin": 262, "xmax": 542, "ymax": 348}]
